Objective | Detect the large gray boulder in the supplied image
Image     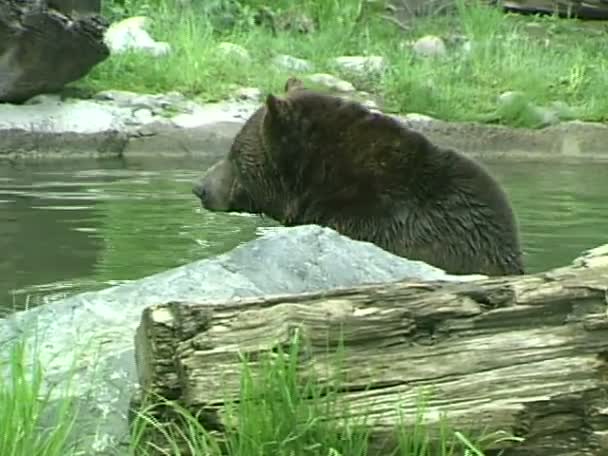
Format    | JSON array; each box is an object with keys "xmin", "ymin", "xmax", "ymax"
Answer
[
  {"xmin": 0, "ymin": 225, "xmax": 484, "ymax": 455},
  {"xmin": 0, "ymin": 0, "xmax": 109, "ymax": 103}
]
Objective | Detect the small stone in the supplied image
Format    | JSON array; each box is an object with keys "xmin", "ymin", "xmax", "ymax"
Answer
[
  {"xmin": 23, "ymin": 94, "xmax": 62, "ymax": 105},
  {"xmin": 217, "ymin": 42, "xmax": 251, "ymax": 64},
  {"xmin": 402, "ymin": 113, "xmax": 436, "ymax": 123},
  {"xmin": 272, "ymin": 54, "xmax": 314, "ymax": 72},
  {"xmin": 93, "ymin": 90, "xmax": 137, "ymax": 103},
  {"xmin": 497, "ymin": 91, "xmax": 526, "ymax": 107},
  {"xmin": 331, "ymin": 55, "xmax": 387, "ymax": 77},
  {"xmin": 497, "ymin": 91, "xmax": 561, "ymax": 127},
  {"xmin": 306, "ymin": 73, "xmax": 355, "ymax": 93},
  {"xmin": 129, "ymin": 108, "xmax": 155, "ymax": 125},
  {"xmin": 361, "ymin": 99, "xmax": 379, "ymax": 110},
  {"xmin": 412, "ymin": 35, "xmax": 446, "ymax": 58},
  {"xmin": 234, "ymin": 87, "xmax": 263, "ymax": 102},
  {"xmin": 531, "ymin": 106, "xmax": 560, "ymax": 127},
  {"xmin": 549, "ymin": 100, "xmax": 576, "ymax": 121}
]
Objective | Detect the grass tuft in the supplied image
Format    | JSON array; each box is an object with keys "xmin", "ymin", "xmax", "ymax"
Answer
[
  {"xmin": 0, "ymin": 337, "xmax": 79, "ymax": 456},
  {"xmin": 129, "ymin": 330, "xmax": 519, "ymax": 455}
]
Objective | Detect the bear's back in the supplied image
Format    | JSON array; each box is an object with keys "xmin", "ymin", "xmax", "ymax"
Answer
[{"xmin": 276, "ymin": 90, "xmax": 525, "ymax": 276}]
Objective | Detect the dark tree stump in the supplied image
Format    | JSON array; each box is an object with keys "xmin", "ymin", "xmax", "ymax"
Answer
[{"xmin": 0, "ymin": 0, "xmax": 109, "ymax": 103}]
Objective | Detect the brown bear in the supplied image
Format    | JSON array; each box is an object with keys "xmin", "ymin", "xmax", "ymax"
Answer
[{"xmin": 193, "ymin": 77, "xmax": 525, "ymax": 276}]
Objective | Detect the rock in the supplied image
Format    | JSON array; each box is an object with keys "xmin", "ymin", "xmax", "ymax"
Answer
[
  {"xmin": 92, "ymin": 90, "xmax": 195, "ymax": 114},
  {"xmin": 0, "ymin": 0, "xmax": 110, "ymax": 103},
  {"xmin": 412, "ymin": 35, "xmax": 447, "ymax": 58},
  {"xmin": 217, "ymin": 41, "xmax": 251, "ymax": 63},
  {"xmin": 233, "ymin": 87, "xmax": 263, "ymax": 102},
  {"xmin": 331, "ymin": 55, "xmax": 387, "ymax": 77},
  {"xmin": 0, "ymin": 90, "xmax": 261, "ymax": 158},
  {"xmin": 497, "ymin": 90, "xmax": 527, "ymax": 108},
  {"xmin": 0, "ymin": 94, "xmax": 166, "ymax": 134},
  {"xmin": 497, "ymin": 91, "xmax": 570, "ymax": 128},
  {"xmin": 361, "ymin": 98, "xmax": 379, "ymax": 110},
  {"xmin": 272, "ymin": 54, "xmax": 314, "ymax": 72},
  {"xmin": 0, "ymin": 225, "xmax": 485, "ymax": 454},
  {"xmin": 530, "ymin": 105, "xmax": 560, "ymax": 127},
  {"xmin": 403, "ymin": 113, "xmax": 436, "ymax": 123},
  {"xmin": 306, "ymin": 73, "xmax": 356, "ymax": 93},
  {"xmin": 549, "ymin": 100, "xmax": 577, "ymax": 121},
  {"xmin": 104, "ymin": 16, "xmax": 171, "ymax": 57}
]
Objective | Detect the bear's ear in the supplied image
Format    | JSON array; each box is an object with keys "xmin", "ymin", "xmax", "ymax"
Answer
[
  {"xmin": 265, "ymin": 94, "xmax": 292, "ymax": 122},
  {"xmin": 284, "ymin": 76, "xmax": 304, "ymax": 93}
]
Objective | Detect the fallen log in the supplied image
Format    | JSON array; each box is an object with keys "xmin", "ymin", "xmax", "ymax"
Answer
[{"xmin": 131, "ymin": 244, "xmax": 608, "ymax": 455}]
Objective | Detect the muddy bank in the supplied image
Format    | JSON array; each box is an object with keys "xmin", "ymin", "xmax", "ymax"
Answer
[{"xmin": 1, "ymin": 91, "xmax": 607, "ymax": 162}]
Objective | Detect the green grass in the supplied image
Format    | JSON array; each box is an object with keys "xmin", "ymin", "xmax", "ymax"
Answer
[
  {"xmin": 0, "ymin": 337, "xmax": 78, "ymax": 456},
  {"xmin": 75, "ymin": 0, "xmax": 608, "ymax": 128},
  {"xmin": 129, "ymin": 332, "xmax": 521, "ymax": 456}
]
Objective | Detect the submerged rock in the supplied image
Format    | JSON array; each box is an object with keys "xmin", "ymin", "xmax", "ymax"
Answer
[
  {"xmin": 0, "ymin": 0, "xmax": 109, "ymax": 103},
  {"xmin": 0, "ymin": 225, "xmax": 484, "ymax": 455}
]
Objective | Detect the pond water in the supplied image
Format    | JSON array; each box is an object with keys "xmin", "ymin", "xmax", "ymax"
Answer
[{"xmin": 1, "ymin": 156, "xmax": 607, "ymax": 315}]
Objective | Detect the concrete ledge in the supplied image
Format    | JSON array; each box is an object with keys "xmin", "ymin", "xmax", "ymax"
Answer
[{"xmin": 1, "ymin": 92, "xmax": 607, "ymax": 162}]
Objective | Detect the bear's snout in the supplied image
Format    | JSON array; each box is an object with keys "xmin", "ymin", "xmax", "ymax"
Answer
[
  {"xmin": 192, "ymin": 182, "xmax": 208, "ymax": 203},
  {"xmin": 193, "ymin": 160, "xmax": 237, "ymax": 212}
]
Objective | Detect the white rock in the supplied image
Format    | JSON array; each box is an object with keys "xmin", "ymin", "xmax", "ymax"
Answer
[
  {"xmin": 217, "ymin": 42, "xmax": 251, "ymax": 63},
  {"xmin": 104, "ymin": 16, "xmax": 171, "ymax": 57},
  {"xmin": 361, "ymin": 99, "xmax": 379, "ymax": 110},
  {"xmin": 332, "ymin": 55, "xmax": 387, "ymax": 76},
  {"xmin": 306, "ymin": 73, "xmax": 355, "ymax": 92},
  {"xmin": 412, "ymin": 35, "xmax": 446, "ymax": 58},
  {"xmin": 272, "ymin": 54, "xmax": 313, "ymax": 72},
  {"xmin": 497, "ymin": 90, "xmax": 526, "ymax": 107}
]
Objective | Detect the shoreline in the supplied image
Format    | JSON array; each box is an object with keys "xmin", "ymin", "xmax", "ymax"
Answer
[{"xmin": 1, "ymin": 91, "xmax": 607, "ymax": 164}]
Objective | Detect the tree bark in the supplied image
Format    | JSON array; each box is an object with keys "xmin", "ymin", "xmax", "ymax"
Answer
[{"xmin": 132, "ymin": 244, "xmax": 608, "ymax": 456}]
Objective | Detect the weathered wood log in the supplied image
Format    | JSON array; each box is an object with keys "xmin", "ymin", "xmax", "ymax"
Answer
[{"xmin": 132, "ymin": 244, "xmax": 608, "ymax": 455}]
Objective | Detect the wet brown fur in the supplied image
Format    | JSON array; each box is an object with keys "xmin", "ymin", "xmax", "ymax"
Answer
[{"xmin": 194, "ymin": 78, "xmax": 525, "ymax": 276}]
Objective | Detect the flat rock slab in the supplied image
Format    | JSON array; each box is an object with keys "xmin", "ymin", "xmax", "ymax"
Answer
[
  {"xmin": 0, "ymin": 225, "xmax": 484, "ymax": 455},
  {"xmin": 1, "ymin": 91, "xmax": 608, "ymax": 161}
]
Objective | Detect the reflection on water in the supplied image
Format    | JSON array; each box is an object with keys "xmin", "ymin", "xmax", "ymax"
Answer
[{"xmin": 1, "ymin": 157, "xmax": 607, "ymax": 314}]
